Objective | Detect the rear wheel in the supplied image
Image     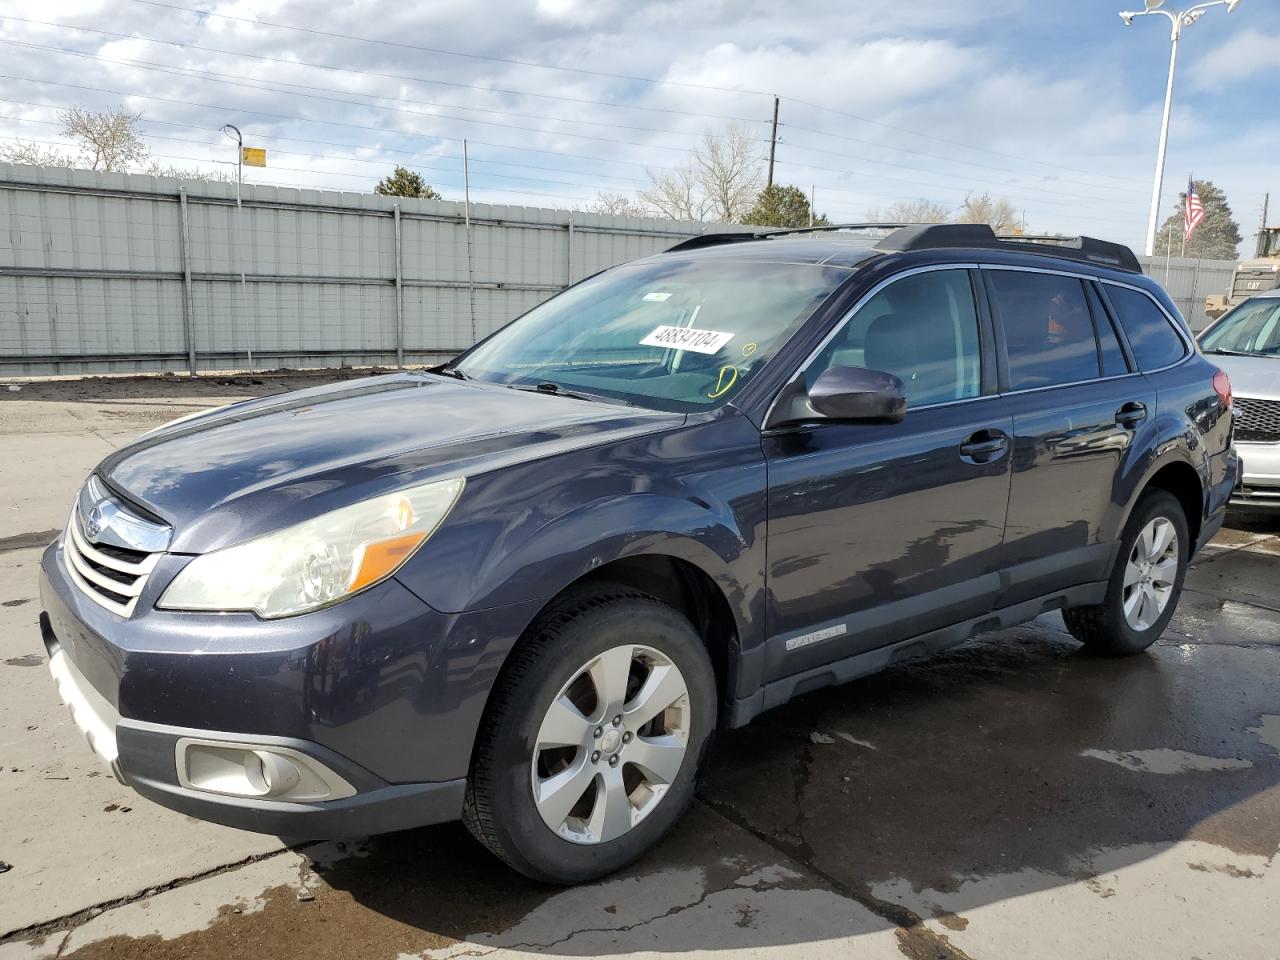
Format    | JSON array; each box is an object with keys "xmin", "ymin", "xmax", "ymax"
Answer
[
  {"xmin": 463, "ymin": 584, "xmax": 716, "ymax": 884},
  {"xmin": 1063, "ymin": 490, "xmax": 1189, "ymax": 655}
]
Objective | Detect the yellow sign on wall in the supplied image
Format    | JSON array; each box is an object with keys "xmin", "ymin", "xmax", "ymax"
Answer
[{"xmin": 241, "ymin": 147, "xmax": 266, "ymax": 168}]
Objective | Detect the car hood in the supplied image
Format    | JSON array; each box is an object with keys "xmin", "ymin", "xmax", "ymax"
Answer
[
  {"xmin": 1207, "ymin": 354, "xmax": 1280, "ymax": 401},
  {"xmin": 98, "ymin": 373, "xmax": 682, "ymax": 553}
]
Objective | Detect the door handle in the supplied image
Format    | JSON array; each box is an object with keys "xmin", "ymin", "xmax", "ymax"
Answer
[
  {"xmin": 960, "ymin": 430, "xmax": 1009, "ymax": 463},
  {"xmin": 1115, "ymin": 402, "xmax": 1147, "ymax": 428}
]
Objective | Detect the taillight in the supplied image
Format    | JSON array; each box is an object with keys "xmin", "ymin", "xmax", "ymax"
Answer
[{"xmin": 1213, "ymin": 369, "xmax": 1232, "ymax": 409}]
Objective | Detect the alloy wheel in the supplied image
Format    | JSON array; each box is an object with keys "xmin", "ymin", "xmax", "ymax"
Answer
[
  {"xmin": 1122, "ymin": 516, "xmax": 1179, "ymax": 632},
  {"xmin": 531, "ymin": 644, "xmax": 691, "ymax": 844}
]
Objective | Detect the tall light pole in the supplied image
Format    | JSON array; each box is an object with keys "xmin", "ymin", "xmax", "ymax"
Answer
[
  {"xmin": 1119, "ymin": 0, "xmax": 1243, "ymax": 257},
  {"xmin": 220, "ymin": 123, "xmax": 242, "ymax": 207}
]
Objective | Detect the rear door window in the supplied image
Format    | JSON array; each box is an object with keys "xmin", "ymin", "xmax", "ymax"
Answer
[
  {"xmin": 987, "ymin": 271, "xmax": 1100, "ymax": 390},
  {"xmin": 1104, "ymin": 286, "xmax": 1188, "ymax": 371},
  {"xmin": 1086, "ymin": 282, "xmax": 1130, "ymax": 378}
]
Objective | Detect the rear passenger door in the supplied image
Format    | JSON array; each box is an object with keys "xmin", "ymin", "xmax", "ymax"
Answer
[{"xmin": 984, "ymin": 267, "xmax": 1155, "ymax": 606}]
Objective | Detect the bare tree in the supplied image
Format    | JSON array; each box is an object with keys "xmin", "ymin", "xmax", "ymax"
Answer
[
  {"xmin": 866, "ymin": 198, "xmax": 951, "ymax": 224},
  {"xmin": 0, "ymin": 140, "xmax": 76, "ymax": 167},
  {"xmin": 589, "ymin": 191, "xmax": 647, "ymax": 217},
  {"xmin": 956, "ymin": 192, "xmax": 1019, "ymax": 233},
  {"xmin": 641, "ymin": 123, "xmax": 763, "ymax": 222},
  {"xmin": 141, "ymin": 161, "xmax": 232, "ymax": 183},
  {"xmin": 59, "ymin": 105, "xmax": 150, "ymax": 172},
  {"xmin": 694, "ymin": 124, "xmax": 762, "ymax": 222},
  {"xmin": 640, "ymin": 162, "xmax": 706, "ymax": 221}
]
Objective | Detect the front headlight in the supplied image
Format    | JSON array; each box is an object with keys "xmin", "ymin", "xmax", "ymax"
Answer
[{"xmin": 158, "ymin": 477, "xmax": 464, "ymax": 618}]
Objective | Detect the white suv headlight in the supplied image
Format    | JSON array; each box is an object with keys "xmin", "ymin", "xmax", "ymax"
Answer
[{"xmin": 158, "ymin": 477, "xmax": 464, "ymax": 618}]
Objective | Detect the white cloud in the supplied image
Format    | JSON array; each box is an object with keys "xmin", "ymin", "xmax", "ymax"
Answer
[
  {"xmin": 0, "ymin": 0, "xmax": 1268, "ymax": 251},
  {"xmin": 1188, "ymin": 28, "xmax": 1280, "ymax": 90}
]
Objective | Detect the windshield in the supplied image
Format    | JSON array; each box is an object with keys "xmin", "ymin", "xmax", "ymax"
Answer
[
  {"xmin": 1258, "ymin": 231, "xmax": 1280, "ymax": 258},
  {"xmin": 453, "ymin": 257, "xmax": 851, "ymax": 411},
  {"xmin": 1201, "ymin": 297, "xmax": 1280, "ymax": 357}
]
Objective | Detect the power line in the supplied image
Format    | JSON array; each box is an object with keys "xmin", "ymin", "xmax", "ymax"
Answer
[
  {"xmin": 1, "ymin": 113, "xmax": 651, "ymax": 193},
  {"xmin": 0, "ymin": 74, "xmax": 694, "ymax": 174},
  {"xmin": 126, "ymin": 0, "xmax": 771, "ymax": 96},
  {"xmin": 120, "ymin": 0, "xmax": 1153, "ymax": 191},
  {"xmin": 0, "ymin": 50, "xmax": 1146, "ymax": 218},
  {"xmin": 774, "ymin": 135, "xmax": 1147, "ymax": 209},
  {"xmin": 4, "ymin": 134, "xmax": 606, "ymax": 205},
  {"xmin": 0, "ymin": 39, "xmax": 751, "ymax": 155},
  {"xmin": 782, "ymin": 98, "xmax": 1151, "ymax": 189},
  {"xmin": 0, "ymin": 14, "xmax": 766, "ymax": 126},
  {"xmin": 0, "ymin": 94, "xmax": 667, "ymax": 184},
  {"xmin": 779, "ymin": 123, "xmax": 1147, "ymax": 199}
]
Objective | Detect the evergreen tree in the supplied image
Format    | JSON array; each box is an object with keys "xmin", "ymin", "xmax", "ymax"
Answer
[
  {"xmin": 375, "ymin": 166, "xmax": 442, "ymax": 200},
  {"xmin": 744, "ymin": 184, "xmax": 829, "ymax": 228},
  {"xmin": 1153, "ymin": 179, "xmax": 1241, "ymax": 260}
]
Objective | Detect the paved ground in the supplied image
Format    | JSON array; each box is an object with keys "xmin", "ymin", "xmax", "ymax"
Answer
[{"xmin": 1, "ymin": 373, "xmax": 1277, "ymax": 960}]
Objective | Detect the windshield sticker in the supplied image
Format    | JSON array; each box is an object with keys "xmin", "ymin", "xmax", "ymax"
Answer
[
  {"xmin": 640, "ymin": 325, "xmax": 735, "ymax": 355},
  {"xmin": 642, "ymin": 291, "xmax": 673, "ymax": 302}
]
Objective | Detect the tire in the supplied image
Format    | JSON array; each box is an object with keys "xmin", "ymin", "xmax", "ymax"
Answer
[
  {"xmin": 462, "ymin": 583, "xmax": 717, "ymax": 884},
  {"xmin": 1063, "ymin": 490, "xmax": 1190, "ymax": 655}
]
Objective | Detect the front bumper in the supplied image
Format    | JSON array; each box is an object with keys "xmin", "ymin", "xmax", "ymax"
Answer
[
  {"xmin": 39, "ymin": 536, "xmax": 540, "ymax": 837},
  {"xmin": 1232, "ymin": 440, "xmax": 1280, "ymax": 510}
]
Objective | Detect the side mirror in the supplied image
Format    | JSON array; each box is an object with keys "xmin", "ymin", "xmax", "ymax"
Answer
[{"xmin": 767, "ymin": 365, "xmax": 907, "ymax": 429}]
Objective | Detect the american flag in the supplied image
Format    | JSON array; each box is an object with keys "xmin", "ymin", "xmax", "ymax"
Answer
[{"xmin": 1184, "ymin": 178, "xmax": 1206, "ymax": 242}]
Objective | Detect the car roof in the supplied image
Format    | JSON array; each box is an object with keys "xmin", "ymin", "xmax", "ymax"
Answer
[
  {"xmin": 654, "ymin": 223, "xmax": 1143, "ymax": 277},
  {"xmin": 649, "ymin": 235, "xmax": 881, "ymax": 270}
]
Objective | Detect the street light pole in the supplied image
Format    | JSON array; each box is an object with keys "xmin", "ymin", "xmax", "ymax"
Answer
[
  {"xmin": 220, "ymin": 124, "xmax": 242, "ymax": 207},
  {"xmin": 1119, "ymin": 0, "xmax": 1243, "ymax": 257}
]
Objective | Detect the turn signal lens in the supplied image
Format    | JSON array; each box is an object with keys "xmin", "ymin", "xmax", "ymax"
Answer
[{"xmin": 1212, "ymin": 369, "xmax": 1232, "ymax": 409}]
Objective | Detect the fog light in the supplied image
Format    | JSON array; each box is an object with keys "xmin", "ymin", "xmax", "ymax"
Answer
[{"xmin": 176, "ymin": 738, "xmax": 356, "ymax": 802}]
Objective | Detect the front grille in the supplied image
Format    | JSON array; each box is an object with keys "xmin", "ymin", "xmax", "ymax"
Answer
[
  {"xmin": 1235, "ymin": 396, "xmax": 1280, "ymax": 444},
  {"xmin": 63, "ymin": 512, "xmax": 161, "ymax": 618},
  {"xmin": 1232, "ymin": 272, "xmax": 1279, "ymax": 299}
]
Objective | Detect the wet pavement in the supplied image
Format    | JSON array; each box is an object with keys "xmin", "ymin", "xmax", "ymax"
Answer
[{"xmin": 1, "ymin": 375, "xmax": 1277, "ymax": 959}]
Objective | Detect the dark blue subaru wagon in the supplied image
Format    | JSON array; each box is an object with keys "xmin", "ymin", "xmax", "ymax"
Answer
[{"xmin": 40, "ymin": 224, "xmax": 1238, "ymax": 883}]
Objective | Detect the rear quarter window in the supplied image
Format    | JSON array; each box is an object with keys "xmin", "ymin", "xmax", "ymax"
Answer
[{"xmin": 1105, "ymin": 286, "xmax": 1187, "ymax": 371}]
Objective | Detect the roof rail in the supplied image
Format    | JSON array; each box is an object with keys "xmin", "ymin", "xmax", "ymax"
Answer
[
  {"xmin": 664, "ymin": 232, "xmax": 768, "ymax": 253},
  {"xmin": 874, "ymin": 224, "xmax": 1142, "ymax": 273},
  {"xmin": 761, "ymin": 222, "xmax": 910, "ymax": 236},
  {"xmin": 665, "ymin": 222, "xmax": 908, "ymax": 254}
]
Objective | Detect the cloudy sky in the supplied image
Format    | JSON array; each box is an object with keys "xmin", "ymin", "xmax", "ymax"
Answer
[{"xmin": 0, "ymin": 0, "xmax": 1275, "ymax": 251}]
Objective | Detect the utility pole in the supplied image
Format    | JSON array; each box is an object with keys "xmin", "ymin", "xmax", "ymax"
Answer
[
  {"xmin": 1259, "ymin": 192, "xmax": 1270, "ymax": 255},
  {"xmin": 766, "ymin": 96, "xmax": 779, "ymax": 190},
  {"xmin": 463, "ymin": 140, "xmax": 477, "ymax": 344}
]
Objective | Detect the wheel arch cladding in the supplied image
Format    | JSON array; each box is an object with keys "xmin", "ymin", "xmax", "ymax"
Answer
[{"xmin": 1142, "ymin": 460, "xmax": 1204, "ymax": 546}]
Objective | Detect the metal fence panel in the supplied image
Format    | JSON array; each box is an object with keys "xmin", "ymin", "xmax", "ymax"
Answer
[
  {"xmin": 3, "ymin": 162, "xmax": 1243, "ymax": 376},
  {"xmin": 1, "ymin": 164, "xmax": 732, "ymax": 376},
  {"xmin": 1137, "ymin": 255, "xmax": 1237, "ymax": 332}
]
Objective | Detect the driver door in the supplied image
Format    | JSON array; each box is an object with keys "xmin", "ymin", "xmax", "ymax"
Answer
[{"xmin": 763, "ymin": 267, "xmax": 1012, "ymax": 680}]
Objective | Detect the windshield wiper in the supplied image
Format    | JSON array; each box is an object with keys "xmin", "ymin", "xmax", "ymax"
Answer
[
  {"xmin": 509, "ymin": 382, "xmax": 630, "ymax": 405},
  {"xmin": 1203, "ymin": 348, "xmax": 1261, "ymax": 357},
  {"xmin": 435, "ymin": 364, "xmax": 474, "ymax": 381}
]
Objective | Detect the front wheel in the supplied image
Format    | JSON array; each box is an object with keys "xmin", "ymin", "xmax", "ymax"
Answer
[
  {"xmin": 1063, "ymin": 490, "xmax": 1190, "ymax": 655},
  {"xmin": 463, "ymin": 584, "xmax": 717, "ymax": 884}
]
